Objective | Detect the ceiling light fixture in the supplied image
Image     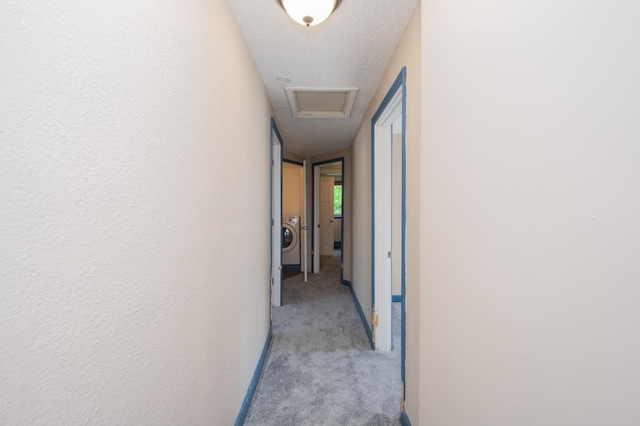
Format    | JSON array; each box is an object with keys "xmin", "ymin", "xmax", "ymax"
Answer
[{"xmin": 276, "ymin": 0, "xmax": 342, "ymax": 27}]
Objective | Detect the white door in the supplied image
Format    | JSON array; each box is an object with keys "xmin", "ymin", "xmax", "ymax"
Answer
[
  {"xmin": 372, "ymin": 87, "xmax": 402, "ymax": 351},
  {"xmin": 303, "ymin": 161, "xmax": 309, "ymax": 282},
  {"xmin": 320, "ymin": 176, "xmax": 335, "ymax": 256},
  {"xmin": 313, "ymin": 165, "xmax": 320, "ymax": 273},
  {"xmin": 271, "ymin": 128, "xmax": 282, "ymax": 307},
  {"xmin": 373, "ymin": 123, "xmax": 393, "ymax": 350}
]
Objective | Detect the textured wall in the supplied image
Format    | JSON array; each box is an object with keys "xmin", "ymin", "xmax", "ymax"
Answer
[
  {"xmin": 420, "ymin": 0, "xmax": 640, "ymax": 424},
  {"xmin": 1, "ymin": 1, "xmax": 272, "ymax": 424}
]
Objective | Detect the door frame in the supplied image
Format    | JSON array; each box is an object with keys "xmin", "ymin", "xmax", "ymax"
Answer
[
  {"xmin": 370, "ymin": 68, "xmax": 407, "ymax": 396},
  {"xmin": 270, "ymin": 118, "xmax": 283, "ymax": 308},
  {"xmin": 311, "ymin": 157, "xmax": 345, "ymax": 282}
]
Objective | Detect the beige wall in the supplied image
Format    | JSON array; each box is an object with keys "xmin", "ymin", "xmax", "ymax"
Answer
[
  {"xmin": 350, "ymin": 3, "xmax": 421, "ymax": 421},
  {"xmin": 420, "ymin": 0, "xmax": 640, "ymax": 424},
  {"xmin": 283, "ymin": 162, "xmax": 303, "ymax": 217},
  {"xmin": 1, "ymin": 1, "xmax": 272, "ymax": 424}
]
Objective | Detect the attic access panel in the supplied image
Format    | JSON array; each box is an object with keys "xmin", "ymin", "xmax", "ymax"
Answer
[{"xmin": 285, "ymin": 87, "xmax": 358, "ymax": 118}]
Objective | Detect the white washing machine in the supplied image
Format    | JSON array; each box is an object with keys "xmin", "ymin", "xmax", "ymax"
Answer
[{"xmin": 282, "ymin": 216, "xmax": 300, "ymax": 266}]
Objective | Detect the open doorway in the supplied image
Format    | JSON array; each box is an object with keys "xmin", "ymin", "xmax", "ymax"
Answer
[
  {"xmin": 371, "ymin": 68, "xmax": 407, "ymax": 404},
  {"xmin": 282, "ymin": 160, "xmax": 304, "ymax": 280},
  {"xmin": 270, "ymin": 118, "xmax": 283, "ymax": 308},
  {"xmin": 312, "ymin": 158, "xmax": 344, "ymax": 281}
]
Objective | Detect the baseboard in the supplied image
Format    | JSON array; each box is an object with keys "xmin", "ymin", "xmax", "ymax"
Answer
[
  {"xmin": 349, "ymin": 285, "xmax": 374, "ymax": 349},
  {"xmin": 282, "ymin": 264, "xmax": 301, "ymax": 271},
  {"xmin": 392, "ymin": 295, "xmax": 402, "ymax": 303},
  {"xmin": 400, "ymin": 411, "xmax": 412, "ymax": 426},
  {"xmin": 341, "ymin": 279, "xmax": 351, "ymax": 287},
  {"xmin": 234, "ymin": 329, "xmax": 272, "ymax": 426}
]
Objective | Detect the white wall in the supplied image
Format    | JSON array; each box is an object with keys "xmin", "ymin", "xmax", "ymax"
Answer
[
  {"xmin": 1, "ymin": 1, "xmax": 272, "ymax": 424},
  {"xmin": 420, "ymin": 0, "xmax": 640, "ymax": 424},
  {"xmin": 351, "ymin": 3, "xmax": 421, "ymax": 420}
]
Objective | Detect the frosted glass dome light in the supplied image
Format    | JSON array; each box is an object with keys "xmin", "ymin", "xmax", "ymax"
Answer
[{"xmin": 277, "ymin": 0, "xmax": 342, "ymax": 27}]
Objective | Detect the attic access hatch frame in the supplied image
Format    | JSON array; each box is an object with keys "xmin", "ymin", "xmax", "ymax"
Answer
[{"xmin": 285, "ymin": 87, "xmax": 358, "ymax": 118}]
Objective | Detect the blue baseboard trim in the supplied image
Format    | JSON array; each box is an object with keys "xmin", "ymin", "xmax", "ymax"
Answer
[
  {"xmin": 349, "ymin": 285, "xmax": 374, "ymax": 349},
  {"xmin": 341, "ymin": 279, "xmax": 351, "ymax": 287},
  {"xmin": 282, "ymin": 264, "xmax": 300, "ymax": 271},
  {"xmin": 400, "ymin": 411, "xmax": 412, "ymax": 426},
  {"xmin": 392, "ymin": 295, "xmax": 402, "ymax": 303},
  {"xmin": 234, "ymin": 329, "xmax": 272, "ymax": 426}
]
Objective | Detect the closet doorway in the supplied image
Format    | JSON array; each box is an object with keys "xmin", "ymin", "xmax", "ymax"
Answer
[{"xmin": 312, "ymin": 158, "xmax": 344, "ymax": 281}]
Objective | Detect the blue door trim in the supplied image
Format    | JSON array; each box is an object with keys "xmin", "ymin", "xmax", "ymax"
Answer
[{"xmin": 400, "ymin": 411, "xmax": 412, "ymax": 426}]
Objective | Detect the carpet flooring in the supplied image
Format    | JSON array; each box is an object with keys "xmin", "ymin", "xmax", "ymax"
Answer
[
  {"xmin": 282, "ymin": 270, "xmax": 302, "ymax": 280},
  {"xmin": 244, "ymin": 255, "xmax": 402, "ymax": 425}
]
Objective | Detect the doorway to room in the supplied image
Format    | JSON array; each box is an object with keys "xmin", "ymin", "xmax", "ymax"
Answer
[
  {"xmin": 311, "ymin": 158, "xmax": 344, "ymax": 282},
  {"xmin": 371, "ymin": 68, "xmax": 407, "ymax": 406},
  {"xmin": 282, "ymin": 159, "xmax": 304, "ymax": 281}
]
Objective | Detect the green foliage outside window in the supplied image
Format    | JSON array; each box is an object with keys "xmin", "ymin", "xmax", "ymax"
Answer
[{"xmin": 334, "ymin": 184, "xmax": 342, "ymax": 216}]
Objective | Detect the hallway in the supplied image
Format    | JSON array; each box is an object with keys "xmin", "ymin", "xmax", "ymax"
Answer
[
  {"xmin": 4, "ymin": 1, "xmax": 640, "ymax": 424},
  {"xmin": 245, "ymin": 254, "xmax": 401, "ymax": 425}
]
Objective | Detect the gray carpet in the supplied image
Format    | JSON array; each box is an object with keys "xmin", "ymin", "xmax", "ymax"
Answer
[{"xmin": 244, "ymin": 255, "xmax": 402, "ymax": 425}]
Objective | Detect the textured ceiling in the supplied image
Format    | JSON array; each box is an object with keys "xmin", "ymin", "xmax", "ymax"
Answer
[{"xmin": 228, "ymin": 0, "xmax": 418, "ymax": 157}]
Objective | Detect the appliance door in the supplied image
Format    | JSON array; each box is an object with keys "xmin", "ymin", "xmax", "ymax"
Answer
[{"xmin": 282, "ymin": 223, "xmax": 297, "ymax": 253}]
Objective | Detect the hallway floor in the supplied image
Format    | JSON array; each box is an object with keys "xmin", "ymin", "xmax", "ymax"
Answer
[{"xmin": 244, "ymin": 254, "xmax": 401, "ymax": 425}]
